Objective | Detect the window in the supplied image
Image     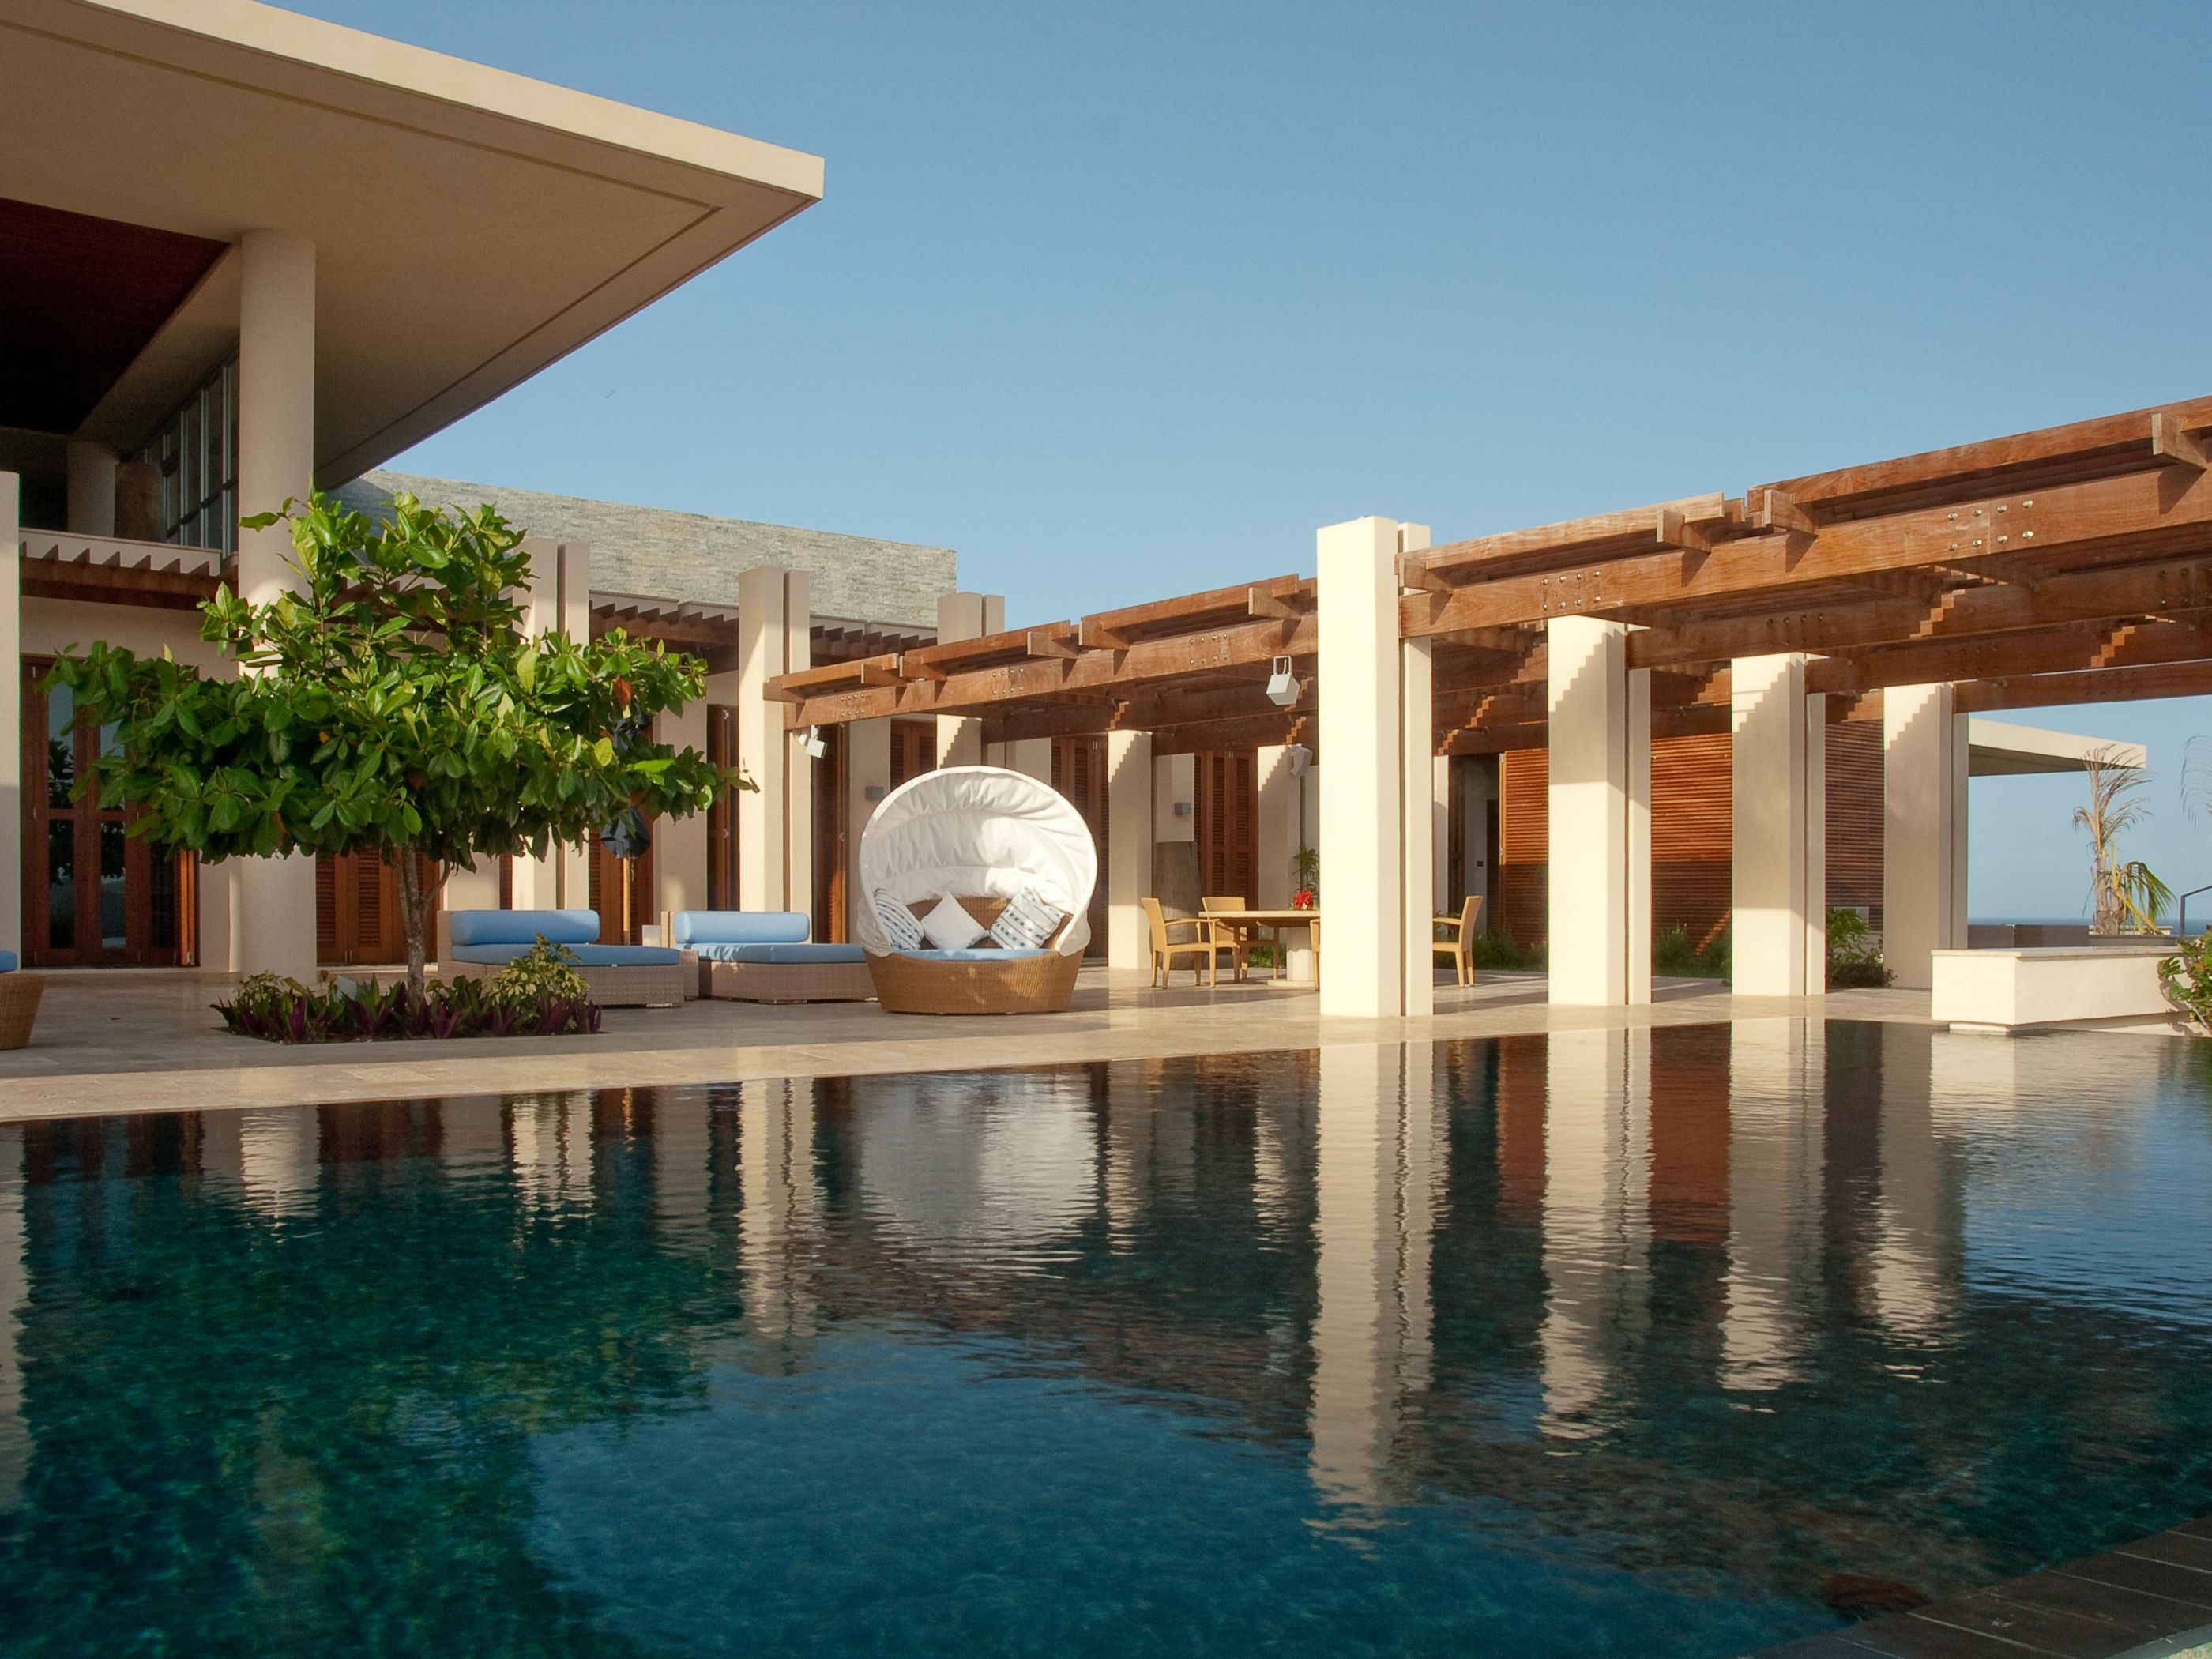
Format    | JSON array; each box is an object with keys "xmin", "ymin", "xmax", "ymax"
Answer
[{"xmin": 138, "ymin": 358, "xmax": 238, "ymax": 554}]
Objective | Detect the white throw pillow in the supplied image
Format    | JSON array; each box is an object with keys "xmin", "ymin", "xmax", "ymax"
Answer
[
  {"xmin": 919, "ymin": 894, "xmax": 988, "ymax": 951},
  {"xmin": 991, "ymin": 886, "xmax": 1063, "ymax": 950},
  {"xmin": 874, "ymin": 888, "xmax": 926, "ymax": 953}
]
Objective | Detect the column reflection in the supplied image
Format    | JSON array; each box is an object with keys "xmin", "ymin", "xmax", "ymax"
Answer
[
  {"xmin": 0, "ymin": 1123, "xmax": 22, "ymax": 1514},
  {"xmin": 198, "ymin": 1108, "xmax": 320, "ymax": 1218},
  {"xmin": 1868, "ymin": 1026, "xmax": 1951, "ymax": 1341},
  {"xmin": 1307, "ymin": 1042, "xmax": 1446, "ymax": 1519},
  {"xmin": 510, "ymin": 1093, "xmax": 596, "ymax": 1210},
  {"xmin": 1721, "ymin": 1019, "xmax": 1824, "ymax": 1391},
  {"xmin": 739, "ymin": 1078, "xmax": 820, "ymax": 1343},
  {"xmin": 1538, "ymin": 1027, "xmax": 1649, "ymax": 1437}
]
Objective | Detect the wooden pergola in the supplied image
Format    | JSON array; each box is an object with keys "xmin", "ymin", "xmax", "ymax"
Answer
[{"xmin": 772, "ymin": 396, "xmax": 2212, "ymax": 754}]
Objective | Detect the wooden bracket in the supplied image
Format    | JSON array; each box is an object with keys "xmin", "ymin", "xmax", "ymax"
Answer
[
  {"xmin": 1394, "ymin": 555, "xmax": 1453, "ymax": 595},
  {"xmin": 1755, "ymin": 488, "xmax": 1818, "ymax": 536},
  {"xmin": 1247, "ymin": 587, "xmax": 1304, "ymax": 619},
  {"xmin": 1025, "ymin": 629, "xmax": 1082, "ymax": 660},
  {"xmin": 898, "ymin": 653, "xmax": 949, "ymax": 682},
  {"xmin": 1653, "ymin": 507, "xmax": 1713, "ymax": 555},
  {"xmin": 1078, "ymin": 618, "xmax": 1132, "ymax": 650},
  {"xmin": 857, "ymin": 660, "xmax": 903, "ymax": 687},
  {"xmin": 2153, "ymin": 411, "xmax": 2209, "ymax": 471}
]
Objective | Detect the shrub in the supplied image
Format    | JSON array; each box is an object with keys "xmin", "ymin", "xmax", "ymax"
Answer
[
  {"xmin": 1467, "ymin": 932, "xmax": 1545, "ymax": 972},
  {"xmin": 491, "ymin": 936, "xmax": 590, "ymax": 1008},
  {"xmin": 2158, "ymin": 935, "xmax": 2212, "ymax": 1031},
  {"xmin": 215, "ymin": 969, "xmax": 601, "ymax": 1044},
  {"xmin": 1826, "ymin": 908, "xmax": 1894, "ymax": 989},
  {"xmin": 1655, "ymin": 924, "xmax": 1730, "ymax": 979}
]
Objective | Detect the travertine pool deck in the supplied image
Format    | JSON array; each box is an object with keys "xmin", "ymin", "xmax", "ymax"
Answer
[
  {"xmin": 1755, "ymin": 1517, "xmax": 2212, "ymax": 1658},
  {"xmin": 0, "ymin": 965, "xmax": 1971, "ymax": 1123}
]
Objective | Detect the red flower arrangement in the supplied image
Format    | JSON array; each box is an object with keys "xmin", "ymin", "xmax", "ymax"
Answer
[{"xmin": 1292, "ymin": 888, "xmax": 1316, "ymax": 910}]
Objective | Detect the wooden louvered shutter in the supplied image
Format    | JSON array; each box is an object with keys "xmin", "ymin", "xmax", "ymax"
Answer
[
  {"xmin": 356, "ymin": 853, "xmax": 386, "ymax": 961},
  {"xmin": 316, "ymin": 855, "xmax": 341, "ymax": 962}
]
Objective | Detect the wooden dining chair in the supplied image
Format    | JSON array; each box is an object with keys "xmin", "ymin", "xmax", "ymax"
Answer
[
  {"xmin": 1145, "ymin": 897, "xmax": 1234, "ymax": 988},
  {"xmin": 1432, "ymin": 894, "xmax": 1484, "ymax": 986},
  {"xmin": 1199, "ymin": 895, "xmax": 1255, "ymax": 981}
]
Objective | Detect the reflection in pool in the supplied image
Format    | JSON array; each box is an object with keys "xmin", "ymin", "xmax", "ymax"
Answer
[{"xmin": 2, "ymin": 1021, "xmax": 2210, "ymax": 1657}]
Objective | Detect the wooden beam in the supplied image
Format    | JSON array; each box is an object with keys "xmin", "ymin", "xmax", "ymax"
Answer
[
  {"xmin": 1805, "ymin": 616, "xmax": 2212, "ymax": 697},
  {"xmin": 1247, "ymin": 586, "xmax": 1304, "ymax": 619},
  {"xmin": 1394, "ymin": 555, "xmax": 1452, "ymax": 595},
  {"xmin": 1151, "ymin": 712, "xmax": 1310, "ymax": 757},
  {"xmin": 1403, "ymin": 464, "xmax": 2212, "ymax": 638},
  {"xmin": 1755, "ymin": 487, "xmax": 1819, "ymax": 536},
  {"xmin": 1078, "ymin": 618, "xmax": 1131, "ymax": 650},
  {"xmin": 1418, "ymin": 493, "xmax": 1729, "ymax": 580},
  {"xmin": 1025, "ymin": 629, "xmax": 1081, "ymax": 660},
  {"xmin": 791, "ymin": 612, "xmax": 1319, "ymax": 727},
  {"xmin": 1653, "ymin": 506, "xmax": 1713, "ymax": 555},
  {"xmin": 2153, "ymin": 410, "xmax": 2209, "ymax": 471},
  {"xmin": 1954, "ymin": 657, "xmax": 2212, "ymax": 713}
]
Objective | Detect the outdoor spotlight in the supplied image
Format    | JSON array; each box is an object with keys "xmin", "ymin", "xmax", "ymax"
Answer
[
  {"xmin": 803, "ymin": 725, "xmax": 828, "ymax": 760},
  {"xmin": 1286, "ymin": 743, "xmax": 1314, "ymax": 777},
  {"xmin": 1265, "ymin": 655, "xmax": 1299, "ymax": 708}
]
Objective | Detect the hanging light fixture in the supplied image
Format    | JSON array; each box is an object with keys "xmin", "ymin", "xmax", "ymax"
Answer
[
  {"xmin": 803, "ymin": 725, "xmax": 827, "ymax": 759},
  {"xmin": 1265, "ymin": 656, "xmax": 1299, "ymax": 708},
  {"xmin": 1286, "ymin": 743, "xmax": 1314, "ymax": 777}
]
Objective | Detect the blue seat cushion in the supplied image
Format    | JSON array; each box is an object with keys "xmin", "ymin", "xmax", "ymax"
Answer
[
  {"xmin": 672, "ymin": 910, "xmax": 809, "ymax": 947},
  {"xmin": 447, "ymin": 908, "xmax": 599, "ymax": 947},
  {"xmin": 0, "ymin": 950, "xmax": 17, "ymax": 973},
  {"xmin": 899, "ymin": 947, "xmax": 1051, "ymax": 963},
  {"xmin": 451, "ymin": 942, "xmax": 680, "ymax": 967},
  {"xmin": 696, "ymin": 942, "xmax": 867, "ymax": 965}
]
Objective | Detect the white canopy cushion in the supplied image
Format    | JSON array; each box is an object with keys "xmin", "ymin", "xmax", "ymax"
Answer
[{"xmin": 856, "ymin": 766, "xmax": 1098, "ymax": 958}]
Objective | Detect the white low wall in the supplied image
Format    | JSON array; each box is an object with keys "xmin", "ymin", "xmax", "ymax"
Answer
[{"xmin": 1931, "ymin": 946, "xmax": 2175, "ymax": 1032}]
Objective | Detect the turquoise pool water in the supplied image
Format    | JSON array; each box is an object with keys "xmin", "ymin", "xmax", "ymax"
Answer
[{"xmin": 3, "ymin": 1021, "xmax": 2211, "ymax": 1656}]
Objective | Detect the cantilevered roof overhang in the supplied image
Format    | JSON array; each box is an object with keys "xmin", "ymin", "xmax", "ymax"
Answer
[{"xmin": 0, "ymin": 0, "xmax": 822, "ymax": 482}]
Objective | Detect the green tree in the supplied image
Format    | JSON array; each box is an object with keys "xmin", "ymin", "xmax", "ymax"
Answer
[{"xmin": 44, "ymin": 491, "xmax": 744, "ymax": 994}]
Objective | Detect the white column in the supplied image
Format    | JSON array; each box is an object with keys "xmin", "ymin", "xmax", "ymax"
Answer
[
  {"xmin": 507, "ymin": 535, "xmax": 562, "ymax": 912},
  {"xmin": 737, "ymin": 566, "xmax": 792, "ymax": 912},
  {"xmin": 655, "ymin": 695, "xmax": 709, "ymax": 934},
  {"xmin": 1546, "ymin": 617, "xmax": 1650, "ymax": 1006},
  {"xmin": 1430, "ymin": 755, "xmax": 1451, "ymax": 916},
  {"xmin": 231, "ymin": 228, "xmax": 317, "ymax": 979},
  {"xmin": 1731, "ymin": 654, "xmax": 1826, "ymax": 997},
  {"xmin": 935, "ymin": 592, "xmax": 1003, "ymax": 766},
  {"xmin": 555, "ymin": 542, "xmax": 594, "ymax": 911},
  {"xmin": 782, "ymin": 570, "xmax": 814, "ymax": 927},
  {"xmin": 845, "ymin": 717, "xmax": 892, "ymax": 938},
  {"xmin": 1317, "ymin": 515, "xmax": 1413, "ymax": 1019},
  {"xmin": 0, "ymin": 475, "xmax": 17, "ymax": 958},
  {"xmin": 1398, "ymin": 596, "xmax": 1435, "ymax": 1014},
  {"xmin": 1255, "ymin": 743, "xmax": 1301, "ymax": 908},
  {"xmin": 64, "ymin": 441, "xmax": 118, "ymax": 537},
  {"xmin": 1104, "ymin": 728, "xmax": 1154, "ymax": 970},
  {"xmin": 1883, "ymin": 683, "xmax": 1966, "ymax": 991},
  {"xmin": 1007, "ymin": 738, "xmax": 1053, "ymax": 782}
]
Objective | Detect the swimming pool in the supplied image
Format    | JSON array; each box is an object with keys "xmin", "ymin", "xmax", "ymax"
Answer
[{"xmin": 2, "ymin": 1020, "xmax": 2209, "ymax": 1656}]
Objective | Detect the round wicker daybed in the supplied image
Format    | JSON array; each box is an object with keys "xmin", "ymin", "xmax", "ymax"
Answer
[{"xmin": 855, "ymin": 765, "xmax": 1098, "ymax": 1016}]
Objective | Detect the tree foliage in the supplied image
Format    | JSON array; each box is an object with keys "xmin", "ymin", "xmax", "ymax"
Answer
[{"xmin": 45, "ymin": 491, "xmax": 745, "ymax": 990}]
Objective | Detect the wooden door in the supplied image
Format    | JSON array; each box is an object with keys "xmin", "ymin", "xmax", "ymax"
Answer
[
  {"xmin": 1051, "ymin": 735, "xmax": 1108, "ymax": 957},
  {"xmin": 1192, "ymin": 749, "xmax": 1258, "ymax": 903},
  {"xmin": 706, "ymin": 706, "xmax": 737, "ymax": 910},
  {"xmin": 813, "ymin": 723, "xmax": 848, "ymax": 942},
  {"xmin": 588, "ymin": 834, "xmax": 654, "ymax": 944},
  {"xmin": 21, "ymin": 664, "xmax": 186, "ymax": 967},
  {"xmin": 316, "ymin": 851, "xmax": 407, "ymax": 965},
  {"xmin": 890, "ymin": 719, "xmax": 936, "ymax": 787}
]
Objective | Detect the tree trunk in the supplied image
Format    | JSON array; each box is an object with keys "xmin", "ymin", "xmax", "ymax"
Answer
[{"xmin": 395, "ymin": 847, "xmax": 431, "ymax": 998}]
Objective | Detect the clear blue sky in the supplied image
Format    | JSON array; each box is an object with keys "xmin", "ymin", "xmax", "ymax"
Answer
[{"xmin": 303, "ymin": 0, "xmax": 2212, "ymax": 920}]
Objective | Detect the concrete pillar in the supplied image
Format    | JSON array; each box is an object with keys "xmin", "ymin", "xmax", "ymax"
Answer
[
  {"xmin": 736, "ymin": 566, "xmax": 814, "ymax": 920},
  {"xmin": 555, "ymin": 542, "xmax": 594, "ymax": 911},
  {"xmin": 655, "ymin": 695, "xmax": 709, "ymax": 932},
  {"xmin": 1398, "ymin": 522, "xmax": 1435, "ymax": 1018},
  {"xmin": 1105, "ymin": 728, "xmax": 1154, "ymax": 970},
  {"xmin": 1007, "ymin": 738, "xmax": 1053, "ymax": 782},
  {"xmin": 1317, "ymin": 515, "xmax": 1431, "ymax": 1019},
  {"xmin": 64, "ymin": 441, "xmax": 118, "ymax": 538},
  {"xmin": 0, "ymin": 476, "xmax": 17, "ymax": 957},
  {"xmin": 1731, "ymin": 654, "xmax": 1826, "ymax": 997},
  {"xmin": 935, "ymin": 592, "xmax": 1003, "ymax": 766},
  {"xmin": 1883, "ymin": 683, "xmax": 1966, "ymax": 990},
  {"xmin": 1255, "ymin": 743, "xmax": 1302, "ymax": 908},
  {"xmin": 845, "ymin": 717, "xmax": 892, "ymax": 939},
  {"xmin": 1545, "ymin": 617, "xmax": 1651, "ymax": 1006},
  {"xmin": 506, "ymin": 535, "xmax": 562, "ymax": 912},
  {"xmin": 230, "ymin": 228, "xmax": 317, "ymax": 979}
]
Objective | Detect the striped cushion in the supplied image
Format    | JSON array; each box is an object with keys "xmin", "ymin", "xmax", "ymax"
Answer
[
  {"xmin": 990, "ymin": 886, "xmax": 1063, "ymax": 950},
  {"xmin": 874, "ymin": 889, "xmax": 925, "ymax": 952}
]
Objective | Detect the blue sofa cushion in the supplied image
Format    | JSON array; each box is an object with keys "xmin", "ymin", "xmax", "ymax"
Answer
[
  {"xmin": 672, "ymin": 910, "xmax": 809, "ymax": 947},
  {"xmin": 696, "ymin": 942, "xmax": 867, "ymax": 965},
  {"xmin": 899, "ymin": 947, "xmax": 1051, "ymax": 963},
  {"xmin": 0, "ymin": 950, "xmax": 17, "ymax": 973},
  {"xmin": 451, "ymin": 942, "xmax": 680, "ymax": 967},
  {"xmin": 447, "ymin": 908, "xmax": 599, "ymax": 947}
]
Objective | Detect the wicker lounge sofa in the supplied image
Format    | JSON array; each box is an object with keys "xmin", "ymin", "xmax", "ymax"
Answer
[
  {"xmin": 437, "ymin": 908, "xmax": 688, "ymax": 1008},
  {"xmin": 672, "ymin": 910, "xmax": 873, "ymax": 1003},
  {"xmin": 855, "ymin": 766, "xmax": 1098, "ymax": 1016},
  {"xmin": 0, "ymin": 951, "xmax": 43, "ymax": 1050}
]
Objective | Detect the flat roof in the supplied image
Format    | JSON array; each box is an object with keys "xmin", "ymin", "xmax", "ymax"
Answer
[
  {"xmin": 1966, "ymin": 719, "xmax": 2146, "ymax": 777},
  {"xmin": 0, "ymin": 0, "xmax": 823, "ymax": 481}
]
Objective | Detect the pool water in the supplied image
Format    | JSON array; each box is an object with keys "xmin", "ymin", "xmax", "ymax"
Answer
[{"xmin": 3, "ymin": 1020, "xmax": 2211, "ymax": 1657}]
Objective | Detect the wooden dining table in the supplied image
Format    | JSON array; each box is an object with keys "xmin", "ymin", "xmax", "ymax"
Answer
[{"xmin": 1203, "ymin": 908, "xmax": 1320, "ymax": 983}]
